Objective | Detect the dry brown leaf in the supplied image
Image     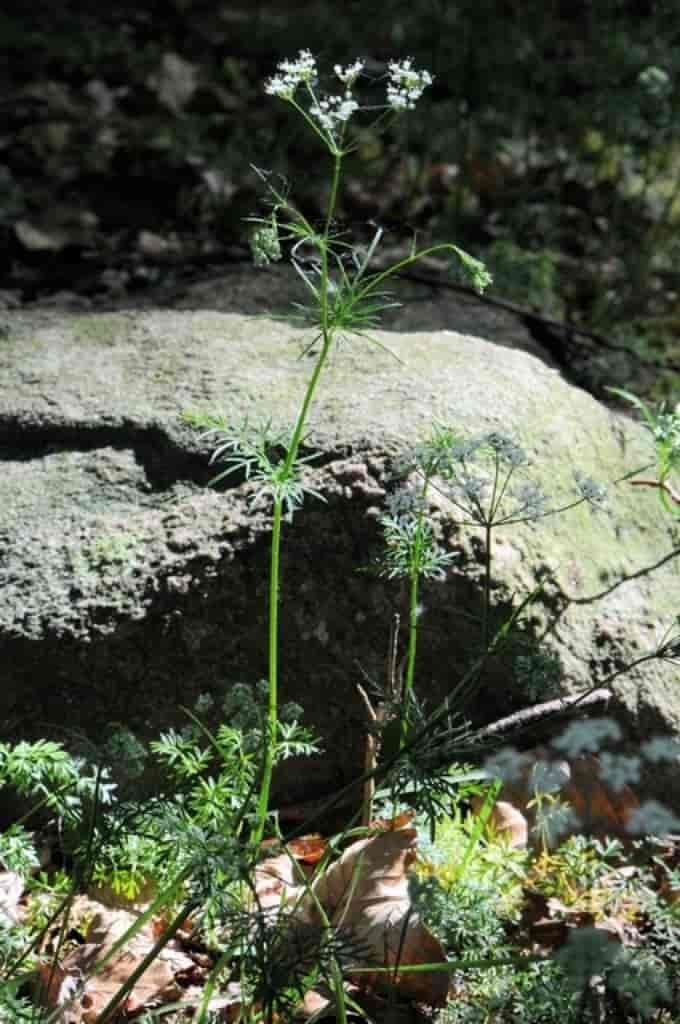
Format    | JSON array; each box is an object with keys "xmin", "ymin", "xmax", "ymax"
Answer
[
  {"xmin": 85, "ymin": 907, "xmax": 155, "ymax": 954},
  {"xmin": 565, "ymin": 755, "xmax": 640, "ymax": 836},
  {"xmin": 370, "ymin": 810, "xmax": 417, "ymax": 832},
  {"xmin": 39, "ymin": 941, "xmax": 183, "ymax": 1022},
  {"xmin": 38, "ymin": 901, "xmax": 194, "ymax": 1022},
  {"xmin": 287, "ymin": 835, "xmax": 328, "ymax": 865},
  {"xmin": 254, "ymin": 851, "xmax": 302, "ymax": 912},
  {"xmin": 299, "ymin": 984, "xmax": 333, "ymax": 1017},
  {"xmin": 299, "ymin": 829, "xmax": 449, "ymax": 1007}
]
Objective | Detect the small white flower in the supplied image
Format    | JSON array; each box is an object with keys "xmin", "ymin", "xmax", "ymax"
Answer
[
  {"xmin": 265, "ymin": 75, "xmax": 293, "ymax": 99},
  {"xmin": 387, "ymin": 58, "xmax": 433, "ymax": 111},
  {"xmin": 626, "ymin": 800, "xmax": 680, "ymax": 837},
  {"xmin": 279, "ymin": 49, "xmax": 317, "ymax": 80},
  {"xmin": 338, "ymin": 97, "xmax": 358, "ymax": 120},
  {"xmin": 310, "ymin": 93, "xmax": 359, "ymax": 134},
  {"xmin": 265, "ymin": 49, "xmax": 318, "ymax": 100},
  {"xmin": 334, "ymin": 60, "xmax": 364, "ymax": 86},
  {"xmin": 552, "ymin": 717, "xmax": 622, "ymax": 758}
]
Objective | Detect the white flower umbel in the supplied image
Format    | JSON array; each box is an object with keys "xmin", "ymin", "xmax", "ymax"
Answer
[
  {"xmin": 265, "ymin": 49, "xmax": 318, "ymax": 100},
  {"xmin": 265, "ymin": 53, "xmax": 434, "ymax": 152},
  {"xmin": 387, "ymin": 58, "xmax": 434, "ymax": 111},
  {"xmin": 334, "ymin": 60, "xmax": 364, "ymax": 86},
  {"xmin": 309, "ymin": 93, "xmax": 360, "ymax": 135}
]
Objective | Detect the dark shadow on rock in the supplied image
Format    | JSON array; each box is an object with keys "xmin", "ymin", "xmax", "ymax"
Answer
[{"xmin": 0, "ymin": 491, "xmax": 558, "ymax": 819}]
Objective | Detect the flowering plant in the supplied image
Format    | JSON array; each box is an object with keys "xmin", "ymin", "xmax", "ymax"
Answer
[
  {"xmin": 189, "ymin": 52, "xmax": 494, "ymax": 860},
  {"xmin": 263, "ymin": 51, "xmax": 434, "ymax": 151}
]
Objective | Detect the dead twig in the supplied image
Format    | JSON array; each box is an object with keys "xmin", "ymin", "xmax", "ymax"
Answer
[
  {"xmin": 354, "ymin": 614, "xmax": 404, "ymax": 827},
  {"xmin": 473, "ymin": 688, "xmax": 612, "ymax": 745},
  {"xmin": 630, "ymin": 477, "xmax": 680, "ymax": 506}
]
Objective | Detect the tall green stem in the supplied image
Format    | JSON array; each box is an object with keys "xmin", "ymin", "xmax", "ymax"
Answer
[
  {"xmin": 482, "ymin": 522, "xmax": 492, "ymax": 651},
  {"xmin": 251, "ymin": 494, "xmax": 284, "ymax": 846},
  {"xmin": 250, "ymin": 154, "xmax": 343, "ymax": 846},
  {"xmin": 400, "ymin": 558, "xmax": 420, "ymax": 746},
  {"xmin": 399, "ymin": 479, "xmax": 429, "ymax": 746},
  {"xmin": 324, "ymin": 153, "xmax": 342, "ymax": 243}
]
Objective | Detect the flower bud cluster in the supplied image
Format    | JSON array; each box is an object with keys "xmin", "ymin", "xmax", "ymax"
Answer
[{"xmin": 250, "ymin": 216, "xmax": 282, "ymax": 267}]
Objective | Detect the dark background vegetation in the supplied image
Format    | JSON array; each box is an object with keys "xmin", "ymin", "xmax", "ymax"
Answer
[{"xmin": 2, "ymin": 1, "xmax": 680, "ymax": 400}]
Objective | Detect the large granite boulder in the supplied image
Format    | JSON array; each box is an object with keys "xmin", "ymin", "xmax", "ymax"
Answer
[{"xmin": 0, "ymin": 308, "xmax": 677, "ymax": 809}]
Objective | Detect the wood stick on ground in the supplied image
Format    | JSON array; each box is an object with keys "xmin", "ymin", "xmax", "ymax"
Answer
[{"xmin": 473, "ymin": 688, "xmax": 612, "ymax": 745}]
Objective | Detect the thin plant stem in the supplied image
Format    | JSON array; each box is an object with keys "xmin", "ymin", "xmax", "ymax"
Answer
[
  {"xmin": 324, "ymin": 153, "xmax": 343, "ymax": 247},
  {"xmin": 251, "ymin": 154, "xmax": 343, "ymax": 847},
  {"xmin": 356, "ymin": 242, "xmax": 485, "ymax": 300},
  {"xmin": 400, "ymin": 476, "xmax": 430, "ymax": 746},
  {"xmin": 301, "ymin": 880, "xmax": 351, "ymax": 1024},
  {"xmin": 483, "ymin": 521, "xmax": 492, "ymax": 651},
  {"xmin": 196, "ymin": 945, "xmax": 234, "ymax": 1024},
  {"xmin": 401, "ymin": 561, "xmax": 420, "ymax": 745},
  {"xmin": 452, "ymin": 779, "xmax": 503, "ymax": 884},
  {"xmin": 252, "ymin": 493, "xmax": 284, "ymax": 847}
]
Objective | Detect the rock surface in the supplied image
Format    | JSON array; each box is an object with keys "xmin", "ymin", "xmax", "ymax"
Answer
[
  {"xmin": 0, "ymin": 307, "xmax": 678, "ymax": 809},
  {"xmin": 52, "ymin": 259, "xmax": 555, "ymax": 367}
]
